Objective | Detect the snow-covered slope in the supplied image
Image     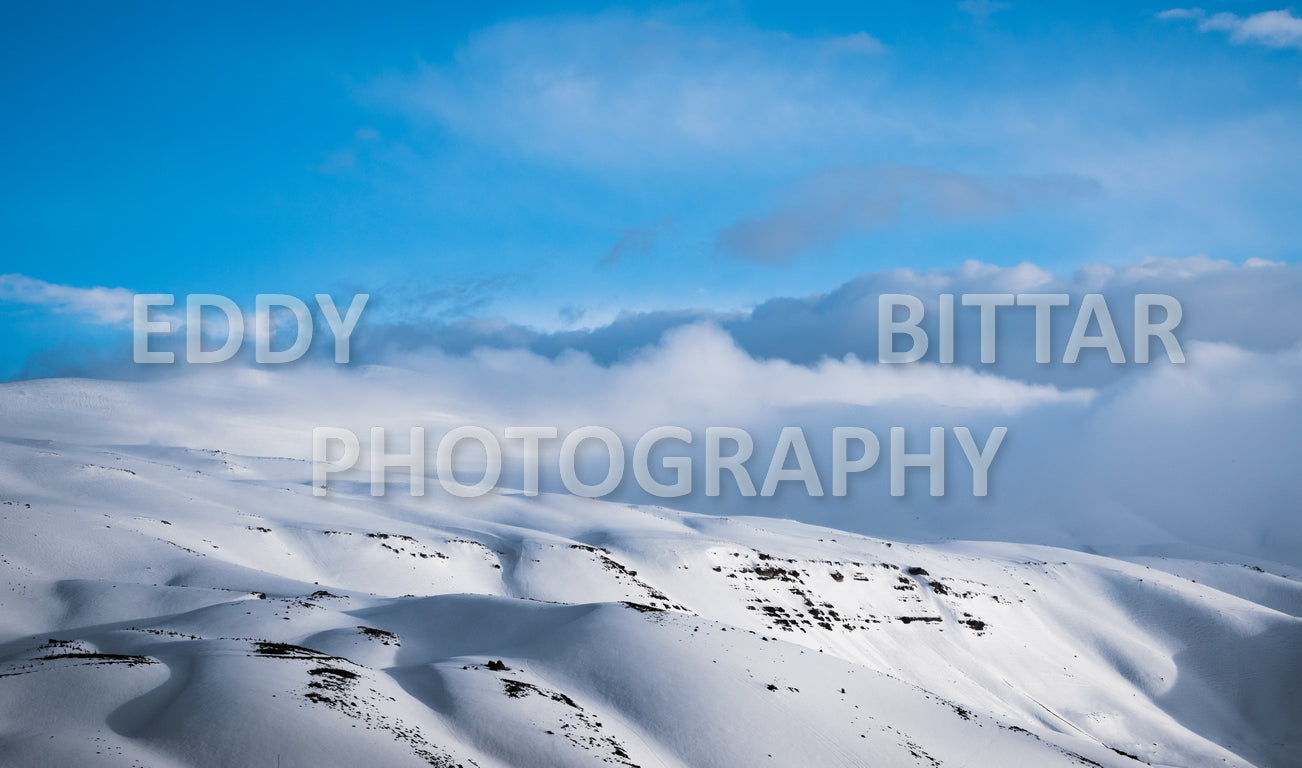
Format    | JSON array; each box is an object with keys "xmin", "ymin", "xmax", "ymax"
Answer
[{"xmin": 0, "ymin": 386, "xmax": 1300, "ymax": 767}]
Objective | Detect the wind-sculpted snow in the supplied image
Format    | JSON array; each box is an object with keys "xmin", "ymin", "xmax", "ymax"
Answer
[{"xmin": 1, "ymin": 433, "xmax": 1300, "ymax": 767}]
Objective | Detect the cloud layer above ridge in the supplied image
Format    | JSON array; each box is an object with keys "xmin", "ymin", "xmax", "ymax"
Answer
[{"xmin": 2, "ymin": 256, "xmax": 1299, "ymax": 568}]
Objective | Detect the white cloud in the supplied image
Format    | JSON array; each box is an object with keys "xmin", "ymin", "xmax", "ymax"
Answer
[
  {"xmin": 5, "ymin": 258, "xmax": 1300, "ymax": 566},
  {"xmin": 825, "ymin": 31, "xmax": 888, "ymax": 54},
  {"xmin": 960, "ymin": 0, "xmax": 1012, "ymax": 22},
  {"xmin": 354, "ymin": 9, "xmax": 1302, "ymax": 265},
  {"xmin": 372, "ymin": 12, "xmax": 889, "ymax": 170},
  {"xmin": 0, "ymin": 273, "xmax": 134, "ymax": 325},
  {"xmin": 1160, "ymin": 8, "xmax": 1302, "ymax": 50},
  {"xmin": 4, "ymin": 307, "xmax": 1300, "ymax": 568},
  {"xmin": 339, "ymin": 256, "xmax": 1302, "ymax": 397}
]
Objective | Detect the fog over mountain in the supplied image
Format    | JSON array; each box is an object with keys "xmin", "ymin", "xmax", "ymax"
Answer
[{"xmin": 7, "ymin": 258, "xmax": 1300, "ymax": 567}]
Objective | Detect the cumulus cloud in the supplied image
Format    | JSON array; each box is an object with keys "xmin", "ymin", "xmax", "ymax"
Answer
[
  {"xmin": 0, "ymin": 274, "xmax": 135, "ymax": 325},
  {"xmin": 716, "ymin": 165, "xmax": 1102, "ymax": 263},
  {"xmin": 339, "ymin": 257, "xmax": 1302, "ymax": 397},
  {"xmin": 381, "ymin": 322, "xmax": 1091, "ymax": 427},
  {"xmin": 1160, "ymin": 8, "xmax": 1302, "ymax": 50},
  {"xmin": 17, "ymin": 257, "xmax": 1297, "ymax": 398}
]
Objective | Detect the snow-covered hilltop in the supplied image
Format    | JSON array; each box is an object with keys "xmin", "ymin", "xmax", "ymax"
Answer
[{"xmin": 1, "ymin": 413, "xmax": 1300, "ymax": 768}]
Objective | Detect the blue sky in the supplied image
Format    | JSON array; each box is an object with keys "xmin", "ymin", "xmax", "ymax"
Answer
[{"xmin": 2, "ymin": 1, "xmax": 1301, "ymax": 379}]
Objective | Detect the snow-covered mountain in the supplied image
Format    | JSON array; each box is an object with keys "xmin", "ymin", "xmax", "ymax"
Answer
[{"xmin": 1, "ymin": 378, "xmax": 1300, "ymax": 768}]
